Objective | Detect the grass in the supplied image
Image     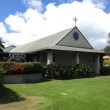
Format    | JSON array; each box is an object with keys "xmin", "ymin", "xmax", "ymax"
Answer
[{"xmin": 1, "ymin": 76, "xmax": 110, "ymax": 110}]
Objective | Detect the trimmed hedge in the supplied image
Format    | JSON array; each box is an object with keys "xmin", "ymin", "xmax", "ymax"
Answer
[
  {"xmin": 0, "ymin": 62, "xmax": 14, "ymax": 74},
  {"xmin": 0, "ymin": 62, "xmax": 92, "ymax": 80},
  {"xmin": 0, "ymin": 62, "xmax": 44, "ymax": 75},
  {"xmin": 44, "ymin": 64, "xmax": 90, "ymax": 79},
  {"xmin": 21, "ymin": 62, "xmax": 44, "ymax": 74}
]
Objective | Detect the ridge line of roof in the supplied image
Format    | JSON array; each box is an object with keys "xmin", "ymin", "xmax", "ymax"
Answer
[
  {"xmin": 75, "ymin": 26, "xmax": 94, "ymax": 49},
  {"xmin": 22, "ymin": 27, "xmax": 74, "ymax": 46},
  {"xmin": 56, "ymin": 27, "xmax": 74, "ymax": 45}
]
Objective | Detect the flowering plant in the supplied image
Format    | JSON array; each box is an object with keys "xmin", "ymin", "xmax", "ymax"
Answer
[
  {"xmin": 10, "ymin": 65, "xmax": 24, "ymax": 74},
  {"xmin": 0, "ymin": 62, "xmax": 43, "ymax": 75}
]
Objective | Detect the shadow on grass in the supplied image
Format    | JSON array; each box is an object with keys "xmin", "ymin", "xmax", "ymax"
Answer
[
  {"xmin": 42, "ymin": 78, "xmax": 52, "ymax": 82},
  {"xmin": 0, "ymin": 86, "xmax": 25, "ymax": 104}
]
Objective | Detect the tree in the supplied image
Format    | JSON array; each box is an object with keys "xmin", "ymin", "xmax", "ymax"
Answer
[
  {"xmin": 104, "ymin": 46, "xmax": 110, "ymax": 55},
  {"xmin": 104, "ymin": 33, "xmax": 110, "ymax": 55},
  {"xmin": 0, "ymin": 37, "xmax": 5, "ymax": 52}
]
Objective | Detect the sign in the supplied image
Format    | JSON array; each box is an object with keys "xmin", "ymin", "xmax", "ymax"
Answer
[{"xmin": 9, "ymin": 53, "xmax": 26, "ymax": 62}]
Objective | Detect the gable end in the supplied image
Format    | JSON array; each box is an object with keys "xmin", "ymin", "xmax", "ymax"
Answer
[{"xmin": 57, "ymin": 26, "xmax": 93, "ymax": 49}]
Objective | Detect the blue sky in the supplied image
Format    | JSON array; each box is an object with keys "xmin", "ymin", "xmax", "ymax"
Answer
[
  {"xmin": 0, "ymin": 0, "xmax": 110, "ymax": 21},
  {"xmin": 104, "ymin": 1, "xmax": 110, "ymax": 13},
  {"xmin": 0, "ymin": 0, "xmax": 110, "ymax": 49},
  {"xmin": 0, "ymin": 0, "xmax": 26, "ymax": 21}
]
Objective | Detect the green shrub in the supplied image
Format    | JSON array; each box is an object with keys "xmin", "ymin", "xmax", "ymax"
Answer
[
  {"xmin": 0, "ymin": 62, "xmax": 44, "ymax": 75},
  {"xmin": 0, "ymin": 62, "xmax": 15, "ymax": 74},
  {"xmin": 0, "ymin": 69, "xmax": 6, "ymax": 92},
  {"xmin": 21, "ymin": 62, "xmax": 44, "ymax": 74},
  {"xmin": 100, "ymin": 66, "xmax": 110, "ymax": 75},
  {"xmin": 73, "ymin": 64, "xmax": 90, "ymax": 78},
  {"xmin": 45, "ymin": 64, "xmax": 90, "ymax": 79}
]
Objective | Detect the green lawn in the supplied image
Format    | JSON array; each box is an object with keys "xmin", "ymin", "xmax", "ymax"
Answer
[{"xmin": 1, "ymin": 76, "xmax": 110, "ymax": 110}]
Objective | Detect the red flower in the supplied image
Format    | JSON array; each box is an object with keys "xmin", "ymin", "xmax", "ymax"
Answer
[{"xmin": 10, "ymin": 65, "xmax": 24, "ymax": 73}]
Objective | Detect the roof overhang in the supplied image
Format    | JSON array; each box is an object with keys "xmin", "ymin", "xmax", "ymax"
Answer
[
  {"xmin": 48, "ymin": 45, "xmax": 104, "ymax": 54},
  {"xmin": 25, "ymin": 45, "xmax": 104, "ymax": 54}
]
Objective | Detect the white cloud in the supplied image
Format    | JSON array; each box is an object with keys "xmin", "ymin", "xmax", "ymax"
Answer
[
  {"xmin": 1, "ymin": 0, "xmax": 110, "ymax": 49},
  {"xmin": 3, "ymin": 32, "xmax": 37, "ymax": 46},
  {"xmin": 23, "ymin": 0, "xmax": 43, "ymax": 11},
  {"xmin": 0, "ymin": 22, "xmax": 6, "ymax": 35},
  {"xmin": 5, "ymin": 15, "xmax": 26, "ymax": 32}
]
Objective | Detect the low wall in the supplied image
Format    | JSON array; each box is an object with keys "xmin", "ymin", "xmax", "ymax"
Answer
[{"xmin": 4, "ymin": 73, "xmax": 43, "ymax": 84}]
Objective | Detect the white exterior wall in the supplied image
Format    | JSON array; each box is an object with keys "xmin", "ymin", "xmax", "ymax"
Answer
[
  {"xmin": 34, "ymin": 51, "xmax": 101, "ymax": 74},
  {"xmin": 54, "ymin": 51, "xmax": 76, "ymax": 65},
  {"xmin": 57, "ymin": 27, "xmax": 93, "ymax": 49},
  {"xmin": 53, "ymin": 51, "xmax": 95, "ymax": 72},
  {"xmin": 80, "ymin": 53, "xmax": 96, "ymax": 71}
]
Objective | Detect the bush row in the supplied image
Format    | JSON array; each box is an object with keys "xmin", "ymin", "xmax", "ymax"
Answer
[
  {"xmin": 100, "ymin": 66, "xmax": 110, "ymax": 75},
  {"xmin": 0, "ymin": 62, "xmax": 92, "ymax": 79},
  {"xmin": 0, "ymin": 69, "xmax": 5, "ymax": 92},
  {"xmin": 0, "ymin": 62, "xmax": 44, "ymax": 75},
  {"xmin": 44, "ymin": 64, "xmax": 90, "ymax": 79}
]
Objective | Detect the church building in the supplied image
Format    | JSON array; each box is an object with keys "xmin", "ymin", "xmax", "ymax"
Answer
[{"xmin": 10, "ymin": 25, "xmax": 104, "ymax": 74}]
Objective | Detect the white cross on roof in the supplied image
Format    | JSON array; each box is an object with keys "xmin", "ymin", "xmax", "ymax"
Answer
[{"xmin": 73, "ymin": 17, "xmax": 78, "ymax": 26}]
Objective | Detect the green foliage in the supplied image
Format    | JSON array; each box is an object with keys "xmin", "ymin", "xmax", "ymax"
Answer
[
  {"xmin": 103, "ymin": 59, "xmax": 110, "ymax": 66},
  {"xmin": 0, "ymin": 48, "xmax": 3, "ymax": 52},
  {"xmin": 20, "ymin": 62, "xmax": 44, "ymax": 74},
  {"xmin": 45, "ymin": 64, "xmax": 90, "ymax": 79},
  {"xmin": 0, "ymin": 38, "xmax": 5, "ymax": 52},
  {"xmin": 3, "ymin": 76, "xmax": 110, "ymax": 110},
  {"xmin": 0, "ymin": 62, "xmax": 43, "ymax": 75},
  {"xmin": 0, "ymin": 69, "xmax": 6, "ymax": 92},
  {"xmin": 0, "ymin": 38, "xmax": 5, "ymax": 48},
  {"xmin": 104, "ymin": 46, "xmax": 110, "ymax": 55},
  {"xmin": 104, "ymin": 33, "xmax": 110, "ymax": 55},
  {"xmin": 0, "ymin": 62, "xmax": 15, "ymax": 74},
  {"xmin": 100, "ymin": 66, "xmax": 110, "ymax": 75}
]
